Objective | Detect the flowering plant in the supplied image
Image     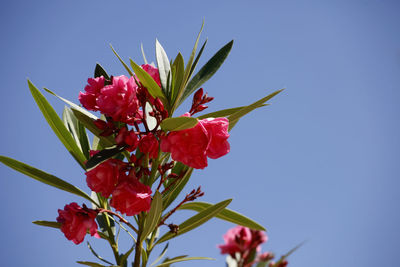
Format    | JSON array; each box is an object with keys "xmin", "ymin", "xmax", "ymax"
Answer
[{"xmin": 0, "ymin": 25, "xmax": 290, "ymax": 267}]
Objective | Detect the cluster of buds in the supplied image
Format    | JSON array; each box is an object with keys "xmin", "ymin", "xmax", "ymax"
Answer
[{"xmin": 189, "ymin": 88, "xmax": 214, "ymax": 115}]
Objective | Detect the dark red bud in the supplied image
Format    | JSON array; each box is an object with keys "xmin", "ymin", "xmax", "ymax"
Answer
[{"xmin": 193, "ymin": 88, "xmax": 204, "ymax": 102}]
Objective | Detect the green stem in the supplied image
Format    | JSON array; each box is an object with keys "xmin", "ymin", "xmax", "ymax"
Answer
[{"xmin": 133, "ymin": 214, "xmax": 144, "ymax": 267}]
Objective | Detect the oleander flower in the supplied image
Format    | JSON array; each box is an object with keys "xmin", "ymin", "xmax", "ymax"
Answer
[
  {"xmin": 56, "ymin": 202, "xmax": 99, "ymax": 245},
  {"xmin": 218, "ymin": 226, "xmax": 267, "ymax": 256},
  {"xmin": 96, "ymin": 75, "xmax": 140, "ymax": 124},
  {"xmin": 201, "ymin": 117, "xmax": 230, "ymax": 159},
  {"xmin": 85, "ymin": 158, "xmax": 126, "ymax": 198},
  {"xmin": 161, "ymin": 114, "xmax": 230, "ymax": 169},
  {"xmin": 78, "ymin": 76, "xmax": 105, "ymax": 111},
  {"xmin": 139, "ymin": 133, "xmax": 159, "ymax": 159},
  {"xmin": 142, "ymin": 64, "xmax": 161, "ymax": 87},
  {"xmin": 110, "ymin": 179, "xmax": 152, "ymax": 216}
]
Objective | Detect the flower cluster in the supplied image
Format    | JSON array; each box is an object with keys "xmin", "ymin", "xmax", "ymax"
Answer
[
  {"xmin": 219, "ymin": 226, "xmax": 289, "ymax": 267},
  {"xmin": 54, "ymin": 64, "xmax": 231, "ymax": 245}
]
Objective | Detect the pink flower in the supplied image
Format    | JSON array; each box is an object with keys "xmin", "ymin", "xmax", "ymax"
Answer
[
  {"xmin": 85, "ymin": 159, "xmax": 126, "ymax": 198},
  {"xmin": 96, "ymin": 75, "xmax": 140, "ymax": 124},
  {"xmin": 78, "ymin": 76, "xmax": 105, "ymax": 111},
  {"xmin": 142, "ymin": 64, "xmax": 161, "ymax": 87},
  {"xmin": 110, "ymin": 179, "xmax": 152, "ymax": 216},
  {"xmin": 161, "ymin": 114, "xmax": 230, "ymax": 169},
  {"xmin": 56, "ymin": 202, "xmax": 99, "ymax": 245},
  {"xmin": 139, "ymin": 133, "xmax": 159, "ymax": 159},
  {"xmin": 218, "ymin": 226, "xmax": 268, "ymax": 256},
  {"xmin": 202, "ymin": 117, "xmax": 230, "ymax": 159},
  {"xmin": 115, "ymin": 127, "xmax": 139, "ymax": 152}
]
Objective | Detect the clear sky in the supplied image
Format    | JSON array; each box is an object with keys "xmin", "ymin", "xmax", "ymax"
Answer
[{"xmin": 0, "ymin": 1, "xmax": 399, "ymax": 266}]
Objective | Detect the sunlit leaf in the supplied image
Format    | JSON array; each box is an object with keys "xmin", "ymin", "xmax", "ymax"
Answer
[
  {"xmin": 156, "ymin": 199, "xmax": 231, "ymax": 244},
  {"xmin": 160, "ymin": 117, "xmax": 198, "ymax": 131},
  {"xmin": 130, "ymin": 59, "xmax": 168, "ymax": 105},
  {"xmin": 29, "ymin": 80, "xmax": 86, "ymax": 169},
  {"xmin": 228, "ymin": 89, "xmax": 284, "ymax": 131},
  {"xmin": 180, "ymin": 40, "xmax": 234, "ymax": 105},
  {"xmin": 179, "ymin": 201, "xmax": 265, "ymax": 231},
  {"xmin": 0, "ymin": 156, "xmax": 94, "ymax": 204},
  {"xmin": 155, "ymin": 256, "xmax": 214, "ymax": 267},
  {"xmin": 142, "ymin": 191, "xmax": 163, "ymax": 241},
  {"xmin": 156, "ymin": 39, "xmax": 171, "ymax": 94}
]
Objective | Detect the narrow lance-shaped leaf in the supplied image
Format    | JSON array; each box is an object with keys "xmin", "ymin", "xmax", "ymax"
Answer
[
  {"xmin": 110, "ymin": 44, "xmax": 134, "ymax": 76},
  {"xmin": 76, "ymin": 261, "xmax": 114, "ymax": 267},
  {"xmin": 0, "ymin": 156, "xmax": 95, "ymax": 204},
  {"xmin": 156, "ymin": 199, "xmax": 232, "ymax": 244},
  {"xmin": 63, "ymin": 107, "xmax": 84, "ymax": 155},
  {"xmin": 130, "ymin": 59, "xmax": 168, "ymax": 105},
  {"xmin": 180, "ymin": 40, "xmax": 234, "ymax": 105},
  {"xmin": 33, "ymin": 221, "xmax": 109, "ymax": 240},
  {"xmin": 150, "ymin": 243, "xmax": 169, "ymax": 267},
  {"xmin": 85, "ymin": 145, "xmax": 126, "ymax": 170},
  {"xmin": 172, "ymin": 21, "xmax": 204, "ymax": 112},
  {"xmin": 141, "ymin": 43, "xmax": 148, "ymax": 64},
  {"xmin": 141, "ymin": 191, "xmax": 163, "ymax": 241},
  {"xmin": 179, "ymin": 201, "xmax": 266, "ymax": 231},
  {"xmin": 28, "ymin": 80, "xmax": 86, "ymax": 169},
  {"xmin": 87, "ymin": 242, "xmax": 114, "ymax": 266},
  {"xmin": 188, "ymin": 39, "xmax": 208, "ymax": 79},
  {"xmin": 162, "ymin": 167, "xmax": 193, "ymax": 211},
  {"xmin": 160, "ymin": 117, "xmax": 198, "ymax": 132},
  {"xmin": 71, "ymin": 108, "xmax": 130, "ymax": 160},
  {"xmin": 156, "ymin": 39, "xmax": 171, "ymax": 94},
  {"xmin": 197, "ymin": 105, "xmax": 268, "ymax": 120},
  {"xmin": 94, "ymin": 63, "xmax": 110, "ymax": 80},
  {"xmin": 171, "ymin": 53, "xmax": 185, "ymax": 103},
  {"xmin": 228, "ymin": 89, "xmax": 284, "ymax": 131},
  {"xmin": 155, "ymin": 257, "xmax": 214, "ymax": 267},
  {"xmin": 44, "ymin": 87, "xmax": 97, "ymax": 121}
]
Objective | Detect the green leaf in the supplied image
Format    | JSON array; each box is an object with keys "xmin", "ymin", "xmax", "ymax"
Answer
[
  {"xmin": 172, "ymin": 21, "xmax": 204, "ymax": 112},
  {"xmin": 141, "ymin": 43, "xmax": 148, "ymax": 64},
  {"xmin": 0, "ymin": 156, "xmax": 94, "ymax": 204},
  {"xmin": 130, "ymin": 59, "xmax": 168, "ymax": 105},
  {"xmin": 150, "ymin": 243, "xmax": 169, "ymax": 267},
  {"xmin": 170, "ymin": 54, "xmax": 184, "ymax": 105},
  {"xmin": 86, "ymin": 145, "xmax": 126, "ymax": 170},
  {"xmin": 120, "ymin": 244, "xmax": 135, "ymax": 266},
  {"xmin": 228, "ymin": 89, "xmax": 284, "ymax": 131},
  {"xmin": 197, "ymin": 105, "xmax": 267, "ymax": 120},
  {"xmin": 33, "ymin": 220, "xmax": 108, "ymax": 240},
  {"xmin": 77, "ymin": 261, "xmax": 114, "ymax": 267},
  {"xmin": 78, "ymin": 119, "xmax": 91, "ymax": 160},
  {"xmin": 178, "ymin": 201, "xmax": 265, "ymax": 231},
  {"xmin": 162, "ymin": 167, "xmax": 193, "ymax": 210},
  {"xmin": 256, "ymin": 262, "xmax": 268, "ymax": 267},
  {"xmin": 43, "ymin": 87, "xmax": 97, "ymax": 121},
  {"xmin": 156, "ymin": 39, "xmax": 171, "ymax": 94},
  {"xmin": 180, "ymin": 40, "xmax": 234, "ymax": 105},
  {"xmin": 110, "ymin": 45, "xmax": 134, "ymax": 76},
  {"xmin": 28, "ymin": 80, "xmax": 86, "ymax": 169},
  {"xmin": 142, "ymin": 191, "xmax": 163, "ymax": 241},
  {"xmin": 188, "ymin": 39, "xmax": 207, "ymax": 80},
  {"xmin": 32, "ymin": 220, "xmax": 61, "ymax": 229},
  {"xmin": 70, "ymin": 108, "xmax": 113, "ymax": 146},
  {"xmin": 63, "ymin": 106, "xmax": 90, "ymax": 159},
  {"xmin": 87, "ymin": 242, "xmax": 114, "ymax": 266},
  {"xmin": 155, "ymin": 257, "xmax": 214, "ymax": 267},
  {"xmin": 156, "ymin": 199, "xmax": 232, "ymax": 244},
  {"xmin": 94, "ymin": 63, "xmax": 110, "ymax": 80},
  {"xmin": 160, "ymin": 117, "xmax": 198, "ymax": 131}
]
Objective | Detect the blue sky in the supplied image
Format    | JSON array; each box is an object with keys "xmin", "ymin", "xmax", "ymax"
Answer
[{"xmin": 0, "ymin": 1, "xmax": 399, "ymax": 266}]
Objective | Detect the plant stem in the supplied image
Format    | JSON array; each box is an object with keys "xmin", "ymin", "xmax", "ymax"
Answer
[{"xmin": 133, "ymin": 214, "xmax": 144, "ymax": 267}]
